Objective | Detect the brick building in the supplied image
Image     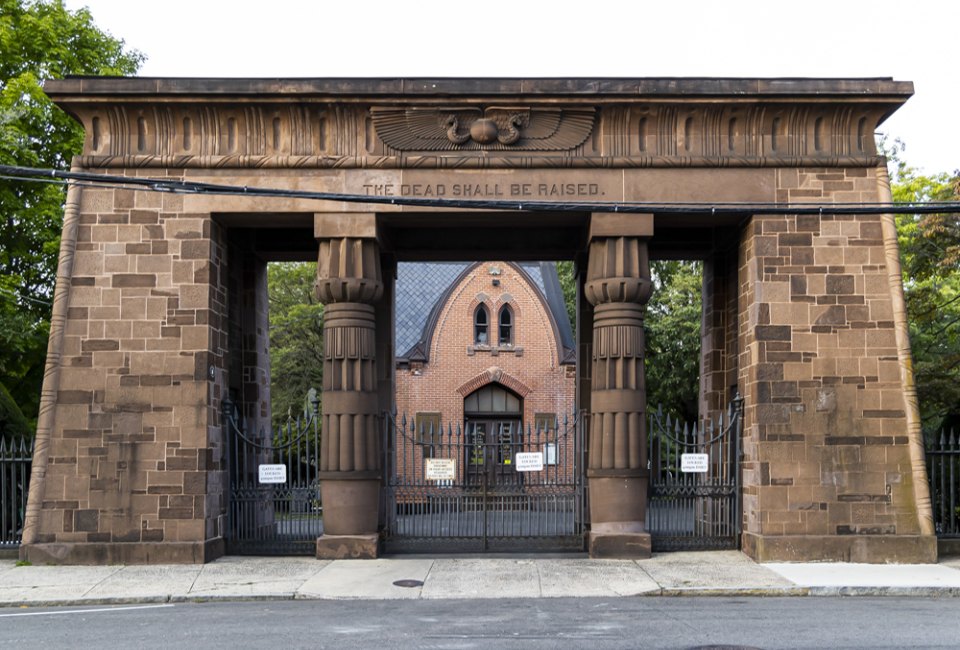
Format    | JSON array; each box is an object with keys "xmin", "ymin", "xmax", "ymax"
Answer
[{"xmin": 394, "ymin": 261, "xmax": 576, "ymax": 436}]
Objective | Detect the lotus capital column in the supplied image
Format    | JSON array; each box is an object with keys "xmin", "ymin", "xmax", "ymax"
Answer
[
  {"xmin": 314, "ymin": 214, "xmax": 383, "ymax": 559},
  {"xmin": 584, "ymin": 213, "xmax": 654, "ymax": 558}
]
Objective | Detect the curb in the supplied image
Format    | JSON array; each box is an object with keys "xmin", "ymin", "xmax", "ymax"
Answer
[{"xmin": 5, "ymin": 585, "xmax": 960, "ymax": 607}]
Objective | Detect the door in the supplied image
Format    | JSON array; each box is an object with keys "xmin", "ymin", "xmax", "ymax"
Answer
[{"xmin": 465, "ymin": 419, "xmax": 522, "ymax": 489}]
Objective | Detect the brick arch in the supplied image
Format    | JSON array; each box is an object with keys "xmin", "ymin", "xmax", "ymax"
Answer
[{"xmin": 456, "ymin": 366, "xmax": 532, "ymax": 398}]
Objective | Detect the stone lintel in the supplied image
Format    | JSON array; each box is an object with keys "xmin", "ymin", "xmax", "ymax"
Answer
[
  {"xmin": 742, "ymin": 532, "xmax": 937, "ymax": 564},
  {"xmin": 589, "ymin": 213, "xmax": 653, "ymax": 241},
  {"xmin": 314, "ymin": 212, "xmax": 377, "ymax": 239},
  {"xmin": 588, "ymin": 531, "xmax": 652, "ymax": 559},
  {"xmin": 19, "ymin": 539, "xmax": 224, "ymax": 565},
  {"xmin": 316, "ymin": 534, "xmax": 380, "ymax": 559}
]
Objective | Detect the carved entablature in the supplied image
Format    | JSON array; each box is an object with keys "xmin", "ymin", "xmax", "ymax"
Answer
[
  {"xmin": 369, "ymin": 106, "xmax": 596, "ymax": 151},
  {"xmin": 44, "ymin": 78, "xmax": 911, "ymax": 169}
]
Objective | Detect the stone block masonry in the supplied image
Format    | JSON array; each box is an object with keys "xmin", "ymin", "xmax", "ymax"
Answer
[
  {"xmin": 22, "ymin": 180, "xmax": 227, "ymax": 564},
  {"xmin": 738, "ymin": 167, "xmax": 935, "ymax": 563}
]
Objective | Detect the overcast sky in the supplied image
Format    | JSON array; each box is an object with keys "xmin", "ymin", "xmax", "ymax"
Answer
[{"xmin": 63, "ymin": 0, "xmax": 958, "ymax": 175}]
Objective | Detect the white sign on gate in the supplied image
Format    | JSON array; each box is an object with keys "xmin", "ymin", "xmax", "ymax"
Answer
[
  {"xmin": 258, "ymin": 464, "xmax": 287, "ymax": 484},
  {"xmin": 515, "ymin": 452, "xmax": 545, "ymax": 472},
  {"xmin": 425, "ymin": 458, "xmax": 456, "ymax": 481},
  {"xmin": 680, "ymin": 453, "xmax": 709, "ymax": 473}
]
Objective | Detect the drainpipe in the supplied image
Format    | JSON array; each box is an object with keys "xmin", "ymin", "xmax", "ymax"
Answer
[
  {"xmin": 876, "ymin": 163, "xmax": 935, "ymax": 537},
  {"xmin": 20, "ymin": 166, "xmax": 83, "ymax": 551}
]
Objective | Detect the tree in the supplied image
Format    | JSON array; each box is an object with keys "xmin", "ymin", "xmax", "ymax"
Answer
[
  {"xmin": 556, "ymin": 260, "xmax": 577, "ymax": 330},
  {"xmin": 0, "ymin": 381, "xmax": 30, "ymax": 442},
  {"xmin": 644, "ymin": 260, "xmax": 703, "ymax": 423},
  {"xmin": 0, "ymin": 0, "xmax": 142, "ymax": 427},
  {"xmin": 268, "ymin": 262, "xmax": 324, "ymax": 433},
  {"xmin": 889, "ymin": 150, "xmax": 960, "ymax": 434}
]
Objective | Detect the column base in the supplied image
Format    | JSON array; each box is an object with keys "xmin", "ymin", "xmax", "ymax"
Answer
[
  {"xmin": 19, "ymin": 538, "xmax": 224, "ymax": 565},
  {"xmin": 319, "ymin": 475, "xmax": 380, "ymax": 536},
  {"xmin": 588, "ymin": 531, "xmax": 651, "ymax": 559},
  {"xmin": 742, "ymin": 532, "xmax": 937, "ymax": 563},
  {"xmin": 316, "ymin": 534, "xmax": 380, "ymax": 559}
]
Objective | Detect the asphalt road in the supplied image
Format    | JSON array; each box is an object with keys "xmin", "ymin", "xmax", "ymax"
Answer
[{"xmin": 1, "ymin": 597, "xmax": 957, "ymax": 649}]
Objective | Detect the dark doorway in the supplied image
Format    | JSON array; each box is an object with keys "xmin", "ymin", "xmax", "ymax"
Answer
[{"xmin": 464, "ymin": 384, "xmax": 523, "ymax": 489}]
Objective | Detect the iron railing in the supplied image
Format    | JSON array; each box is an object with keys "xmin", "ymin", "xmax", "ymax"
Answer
[
  {"xmin": 928, "ymin": 429, "xmax": 960, "ymax": 538},
  {"xmin": 1, "ymin": 436, "xmax": 32, "ymax": 548},
  {"xmin": 647, "ymin": 396, "xmax": 744, "ymax": 551},
  {"xmin": 382, "ymin": 411, "xmax": 585, "ymax": 552},
  {"xmin": 223, "ymin": 394, "xmax": 323, "ymax": 555}
]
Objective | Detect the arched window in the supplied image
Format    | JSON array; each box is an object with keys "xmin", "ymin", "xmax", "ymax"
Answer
[
  {"xmin": 474, "ymin": 305, "xmax": 489, "ymax": 344},
  {"xmin": 498, "ymin": 306, "xmax": 513, "ymax": 345}
]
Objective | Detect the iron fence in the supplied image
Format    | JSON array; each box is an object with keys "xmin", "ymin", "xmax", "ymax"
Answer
[
  {"xmin": 382, "ymin": 411, "xmax": 585, "ymax": 552},
  {"xmin": 223, "ymin": 394, "xmax": 323, "ymax": 555},
  {"xmin": 1, "ymin": 436, "xmax": 32, "ymax": 548},
  {"xmin": 647, "ymin": 397, "xmax": 743, "ymax": 551},
  {"xmin": 928, "ymin": 429, "xmax": 960, "ymax": 538}
]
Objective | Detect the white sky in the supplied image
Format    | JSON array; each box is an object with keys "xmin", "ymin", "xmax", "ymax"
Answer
[{"xmin": 64, "ymin": 0, "xmax": 958, "ymax": 175}]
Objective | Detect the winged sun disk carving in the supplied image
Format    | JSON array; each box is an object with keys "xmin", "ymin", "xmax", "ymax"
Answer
[{"xmin": 371, "ymin": 106, "xmax": 595, "ymax": 152}]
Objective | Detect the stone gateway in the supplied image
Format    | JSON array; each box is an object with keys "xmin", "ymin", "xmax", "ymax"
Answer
[{"xmin": 20, "ymin": 78, "xmax": 936, "ymax": 564}]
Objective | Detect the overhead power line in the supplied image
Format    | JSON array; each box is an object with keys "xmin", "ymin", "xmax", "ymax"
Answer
[{"xmin": 1, "ymin": 163, "xmax": 959, "ymax": 216}]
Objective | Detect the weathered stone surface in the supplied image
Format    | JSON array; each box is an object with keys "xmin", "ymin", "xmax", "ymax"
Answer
[{"xmin": 316, "ymin": 534, "xmax": 380, "ymax": 560}]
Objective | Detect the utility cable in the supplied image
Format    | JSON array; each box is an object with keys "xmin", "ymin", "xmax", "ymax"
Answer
[{"xmin": 1, "ymin": 163, "xmax": 959, "ymax": 215}]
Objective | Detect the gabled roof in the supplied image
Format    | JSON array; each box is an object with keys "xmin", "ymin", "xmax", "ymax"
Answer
[{"xmin": 395, "ymin": 261, "xmax": 575, "ymax": 365}]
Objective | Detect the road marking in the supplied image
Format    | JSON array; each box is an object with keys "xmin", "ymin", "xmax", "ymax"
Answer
[{"xmin": 0, "ymin": 604, "xmax": 174, "ymax": 618}]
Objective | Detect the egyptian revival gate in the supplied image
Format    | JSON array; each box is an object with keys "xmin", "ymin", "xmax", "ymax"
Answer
[{"xmin": 19, "ymin": 77, "xmax": 940, "ymax": 565}]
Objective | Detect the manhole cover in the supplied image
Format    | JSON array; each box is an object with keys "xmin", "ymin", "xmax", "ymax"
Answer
[{"xmin": 393, "ymin": 579, "xmax": 424, "ymax": 588}]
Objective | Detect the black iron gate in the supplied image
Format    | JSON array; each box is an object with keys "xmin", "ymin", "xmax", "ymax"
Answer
[
  {"xmin": 224, "ymin": 394, "xmax": 322, "ymax": 554},
  {"xmin": 382, "ymin": 412, "xmax": 585, "ymax": 552},
  {"xmin": 1, "ymin": 436, "xmax": 32, "ymax": 550},
  {"xmin": 647, "ymin": 396, "xmax": 743, "ymax": 551},
  {"xmin": 927, "ymin": 429, "xmax": 959, "ymax": 539}
]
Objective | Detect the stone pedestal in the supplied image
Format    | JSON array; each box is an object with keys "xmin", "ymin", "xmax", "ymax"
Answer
[{"xmin": 587, "ymin": 474, "xmax": 651, "ymax": 557}]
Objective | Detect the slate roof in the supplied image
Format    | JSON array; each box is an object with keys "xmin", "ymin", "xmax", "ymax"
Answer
[{"xmin": 395, "ymin": 261, "xmax": 575, "ymax": 364}]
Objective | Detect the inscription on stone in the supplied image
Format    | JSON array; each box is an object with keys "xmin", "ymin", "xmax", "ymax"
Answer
[{"xmin": 361, "ymin": 183, "xmax": 603, "ymax": 198}]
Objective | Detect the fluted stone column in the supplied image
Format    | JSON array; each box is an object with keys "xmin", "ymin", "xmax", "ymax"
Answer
[
  {"xmin": 314, "ymin": 215, "xmax": 383, "ymax": 559},
  {"xmin": 584, "ymin": 214, "xmax": 653, "ymax": 558}
]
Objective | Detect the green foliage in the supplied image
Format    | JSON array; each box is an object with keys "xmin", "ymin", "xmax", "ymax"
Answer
[
  {"xmin": 890, "ymin": 150, "xmax": 960, "ymax": 433},
  {"xmin": 268, "ymin": 262, "xmax": 324, "ymax": 432},
  {"xmin": 0, "ymin": 0, "xmax": 142, "ymax": 424},
  {"xmin": 0, "ymin": 381, "xmax": 31, "ymax": 441},
  {"xmin": 555, "ymin": 260, "xmax": 577, "ymax": 330},
  {"xmin": 644, "ymin": 260, "xmax": 703, "ymax": 422}
]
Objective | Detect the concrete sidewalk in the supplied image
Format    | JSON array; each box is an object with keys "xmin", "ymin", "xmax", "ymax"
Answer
[{"xmin": 1, "ymin": 551, "xmax": 960, "ymax": 607}]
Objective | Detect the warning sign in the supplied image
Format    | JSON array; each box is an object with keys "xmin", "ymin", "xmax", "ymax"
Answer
[
  {"xmin": 425, "ymin": 458, "xmax": 456, "ymax": 481},
  {"xmin": 515, "ymin": 452, "xmax": 545, "ymax": 472},
  {"xmin": 680, "ymin": 453, "xmax": 709, "ymax": 473},
  {"xmin": 258, "ymin": 464, "xmax": 287, "ymax": 484}
]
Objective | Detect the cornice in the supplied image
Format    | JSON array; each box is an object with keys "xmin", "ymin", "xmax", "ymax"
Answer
[
  {"xmin": 46, "ymin": 78, "xmax": 910, "ymax": 170},
  {"xmin": 44, "ymin": 76, "xmax": 914, "ymax": 98}
]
